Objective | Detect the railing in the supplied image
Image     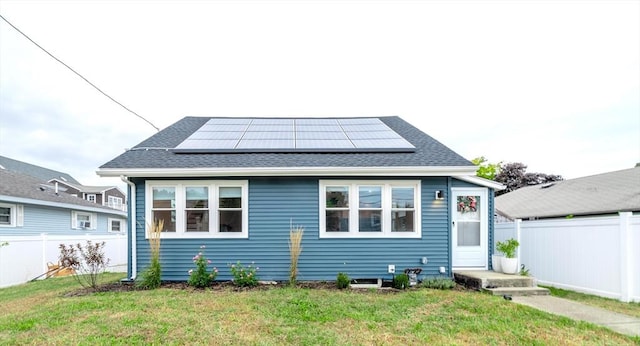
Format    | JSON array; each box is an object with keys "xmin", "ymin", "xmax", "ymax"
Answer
[{"xmin": 105, "ymin": 202, "xmax": 127, "ymax": 211}]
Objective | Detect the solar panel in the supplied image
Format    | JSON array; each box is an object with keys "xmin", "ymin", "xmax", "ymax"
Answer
[{"xmin": 173, "ymin": 118, "xmax": 415, "ymax": 153}]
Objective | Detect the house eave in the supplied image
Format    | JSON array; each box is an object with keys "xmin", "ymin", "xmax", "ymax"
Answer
[
  {"xmin": 455, "ymin": 175, "xmax": 506, "ymax": 190},
  {"xmin": 97, "ymin": 166, "xmax": 478, "ymax": 178},
  {"xmin": 0, "ymin": 194, "xmax": 128, "ymax": 216}
]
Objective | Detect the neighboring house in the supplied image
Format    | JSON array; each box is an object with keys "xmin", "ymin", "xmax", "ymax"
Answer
[
  {"xmin": 495, "ymin": 166, "xmax": 640, "ymax": 221},
  {"xmin": 47, "ymin": 179, "xmax": 126, "ymax": 211},
  {"xmin": 98, "ymin": 116, "xmax": 504, "ymax": 282},
  {"xmin": 0, "ymin": 155, "xmax": 126, "ymax": 211},
  {"xmin": 0, "ymin": 169, "xmax": 127, "ymax": 236}
]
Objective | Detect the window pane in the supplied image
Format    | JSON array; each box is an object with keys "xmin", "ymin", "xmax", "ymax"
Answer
[
  {"xmin": 111, "ymin": 221, "xmax": 121, "ymax": 231},
  {"xmin": 77, "ymin": 214, "xmax": 91, "ymax": 222},
  {"xmin": 359, "ymin": 186, "xmax": 381, "ymax": 208},
  {"xmin": 186, "ymin": 187, "xmax": 208, "ymax": 208},
  {"xmin": 153, "ymin": 187, "xmax": 175, "ymax": 208},
  {"xmin": 220, "ymin": 210, "xmax": 242, "ymax": 232},
  {"xmin": 457, "ymin": 222, "xmax": 480, "ymax": 246},
  {"xmin": 186, "ymin": 210, "xmax": 209, "ymax": 232},
  {"xmin": 153, "ymin": 210, "xmax": 176, "ymax": 232},
  {"xmin": 326, "ymin": 210, "xmax": 349, "ymax": 232},
  {"xmin": 392, "ymin": 187, "xmax": 414, "ymax": 208},
  {"xmin": 392, "ymin": 211, "xmax": 414, "ymax": 232},
  {"xmin": 359, "ymin": 210, "xmax": 382, "ymax": 232},
  {"xmin": 326, "ymin": 186, "xmax": 349, "ymax": 208},
  {"xmin": 219, "ymin": 187, "xmax": 241, "ymax": 208},
  {"xmin": 0, "ymin": 207, "xmax": 11, "ymax": 224}
]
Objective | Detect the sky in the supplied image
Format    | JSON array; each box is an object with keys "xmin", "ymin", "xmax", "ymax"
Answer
[{"xmin": 0, "ymin": 0, "xmax": 638, "ymax": 189}]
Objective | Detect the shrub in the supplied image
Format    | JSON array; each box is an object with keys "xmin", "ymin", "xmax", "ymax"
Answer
[
  {"xmin": 229, "ymin": 261, "xmax": 259, "ymax": 287},
  {"xmin": 58, "ymin": 240, "xmax": 110, "ymax": 289},
  {"xmin": 336, "ymin": 272, "xmax": 350, "ymax": 289},
  {"xmin": 137, "ymin": 220, "xmax": 163, "ymax": 289},
  {"xmin": 393, "ymin": 273, "xmax": 410, "ymax": 290},
  {"xmin": 188, "ymin": 245, "xmax": 218, "ymax": 288},
  {"xmin": 421, "ymin": 277, "xmax": 456, "ymax": 290}
]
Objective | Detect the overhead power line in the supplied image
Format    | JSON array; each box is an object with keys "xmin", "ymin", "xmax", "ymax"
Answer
[{"xmin": 0, "ymin": 13, "xmax": 160, "ymax": 132}]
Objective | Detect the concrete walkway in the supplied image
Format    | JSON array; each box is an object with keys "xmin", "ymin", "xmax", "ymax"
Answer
[{"xmin": 512, "ymin": 295, "xmax": 640, "ymax": 337}]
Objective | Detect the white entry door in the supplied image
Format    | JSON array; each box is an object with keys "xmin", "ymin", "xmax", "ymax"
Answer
[{"xmin": 452, "ymin": 188, "xmax": 488, "ymax": 269}]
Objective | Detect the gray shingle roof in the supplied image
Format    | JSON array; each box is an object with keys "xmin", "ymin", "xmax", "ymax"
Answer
[
  {"xmin": 495, "ymin": 167, "xmax": 640, "ymax": 219},
  {"xmin": 100, "ymin": 116, "xmax": 474, "ymax": 170},
  {"xmin": 0, "ymin": 169, "xmax": 124, "ymax": 214},
  {"xmin": 0, "ymin": 155, "xmax": 79, "ymax": 184}
]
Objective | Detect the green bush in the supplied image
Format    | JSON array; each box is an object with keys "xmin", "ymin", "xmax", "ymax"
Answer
[
  {"xmin": 188, "ymin": 246, "xmax": 218, "ymax": 288},
  {"xmin": 137, "ymin": 258, "xmax": 161, "ymax": 289},
  {"xmin": 420, "ymin": 277, "xmax": 456, "ymax": 290},
  {"xmin": 336, "ymin": 272, "xmax": 350, "ymax": 289},
  {"xmin": 229, "ymin": 261, "xmax": 259, "ymax": 287},
  {"xmin": 393, "ymin": 273, "xmax": 410, "ymax": 289}
]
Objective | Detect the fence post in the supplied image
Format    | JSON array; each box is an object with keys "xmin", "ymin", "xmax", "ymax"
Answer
[
  {"xmin": 515, "ymin": 219, "xmax": 522, "ymax": 273},
  {"xmin": 41, "ymin": 233, "xmax": 47, "ymax": 276},
  {"xmin": 619, "ymin": 212, "xmax": 631, "ymax": 302}
]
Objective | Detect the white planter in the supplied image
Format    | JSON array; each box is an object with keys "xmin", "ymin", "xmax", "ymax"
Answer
[
  {"xmin": 491, "ymin": 254, "xmax": 503, "ymax": 273},
  {"xmin": 501, "ymin": 257, "xmax": 518, "ymax": 275}
]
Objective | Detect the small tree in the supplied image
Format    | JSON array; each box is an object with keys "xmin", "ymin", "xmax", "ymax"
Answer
[
  {"xmin": 495, "ymin": 162, "xmax": 562, "ymax": 195},
  {"xmin": 59, "ymin": 240, "xmax": 110, "ymax": 289},
  {"xmin": 472, "ymin": 156, "xmax": 501, "ymax": 181},
  {"xmin": 137, "ymin": 220, "xmax": 163, "ymax": 289},
  {"xmin": 289, "ymin": 224, "xmax": 304, "ymax": 286}
]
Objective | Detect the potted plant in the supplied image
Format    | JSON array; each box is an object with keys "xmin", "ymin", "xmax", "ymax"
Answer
[{"xmin": 496, "ymin": 238, "xmax": 519, "ymax": 275}]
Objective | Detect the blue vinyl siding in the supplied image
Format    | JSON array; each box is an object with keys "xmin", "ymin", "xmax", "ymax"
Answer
[
  {"xmin": 0, "ymin": 202, "xmax": 121, "ymax": 236},
  {"xmin": 134, "ymin": 176, "xmax": 464, "ymax": 282}
]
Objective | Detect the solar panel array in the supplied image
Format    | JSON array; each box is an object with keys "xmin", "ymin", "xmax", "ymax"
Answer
[{"xmin": 173, "ymin": 118, "xmax": 416, "ymax": 153}]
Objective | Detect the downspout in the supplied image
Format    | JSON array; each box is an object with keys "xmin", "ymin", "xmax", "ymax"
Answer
[{"xmin": 121, "ymin": 175, "xmax": 137, "ymax": 280}]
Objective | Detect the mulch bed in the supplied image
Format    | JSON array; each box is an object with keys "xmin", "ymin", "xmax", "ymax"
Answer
[{"xmin": 62, "ymin": 279, "xmax": 452, "ymax": 296}]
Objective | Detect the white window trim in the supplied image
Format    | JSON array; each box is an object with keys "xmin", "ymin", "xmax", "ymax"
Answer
[
  {"xmin": 0, "ymin": 202, "xmax": 20, "ymax": 228},
  {"xmin": 86, "ymin": 194, "xmax": 97, "ymax": 203},
  {"xmin": 71, "ymin": 210, "xmax": 97, "ymax": 230},
  {"xmin": 319, "ymin": 180, "xmax": 421, "ymax": 239},
  {"xmin": 108, "ymin": 218, "xmax": 126, "ymax": 233},
  {"xmin": 145, "ymin": 180, "xmax": 249, "ymax": 239}
]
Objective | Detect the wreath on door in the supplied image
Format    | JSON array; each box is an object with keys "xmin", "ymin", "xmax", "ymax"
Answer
[{"xmin": 457, "ymin": 196, "xmax": 477, "ymax": 213}]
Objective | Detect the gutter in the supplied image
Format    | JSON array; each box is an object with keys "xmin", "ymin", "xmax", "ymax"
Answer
[{"xmin": 120, "ymin": 175, "xmax": 137, "ymax": 281}]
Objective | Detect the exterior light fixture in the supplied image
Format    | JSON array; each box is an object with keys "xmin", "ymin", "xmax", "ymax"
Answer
[{"xmin": 435, "ymin": 190, "xmax": 444, "ymax": 200}]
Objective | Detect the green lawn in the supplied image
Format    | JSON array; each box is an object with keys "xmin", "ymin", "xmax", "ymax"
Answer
[
  {"xmin": 543, "ymin": 285, "xmax": 640, "ymax": 318},
  {"xmin": 1, "ymin": 273, "xmax": 638, "ymax": 345}
]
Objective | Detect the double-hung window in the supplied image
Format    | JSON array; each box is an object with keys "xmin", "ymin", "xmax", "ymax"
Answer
[
  {"xmin": 108, "ymin": 218, "xmax": 126, "ymax": 233},
  {"xmin": 320, "ymin": 180, "xmax": 421, "ymax": 238},
  {"xmin": 146, "ymin": 180, "xmax": 248, "ymax": 238},
  {"xmin": 71, "ymin": 211, "xmax": 97, "ymax": 230},
  {"xmin": 0, "ymin": 203, "xmax": 23, "ymax": 227}
]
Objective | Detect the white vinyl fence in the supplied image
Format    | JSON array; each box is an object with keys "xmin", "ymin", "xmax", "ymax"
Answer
[
  {"xmin": 0, "ymin": 233, "xmax": 127, "ymax": 288},
  {"xmin": 495, "ymin": 212, "xmax": 639, "ymax": 302}
]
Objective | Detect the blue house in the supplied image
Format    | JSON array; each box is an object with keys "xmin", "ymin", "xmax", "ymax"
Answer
[
  {"xmin": 98, "ymin": 116, "xmax": 503, "ymax": 282},
  {"xmin": 0, "ymin": 169, "xmax": 127, "ymax": 236}
]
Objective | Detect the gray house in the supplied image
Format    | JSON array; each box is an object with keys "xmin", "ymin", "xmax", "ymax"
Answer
[
  {"xmin": 98, "ymin": 116, "xmax": 503, "ymax": 282},
  {"xmin": 0, "ymin": 155, "xmax": 126, "ymax": 211},
  {"xmin": 496, "ymin": 166, "xmax": 640, "ymax": 221},
  {"xmin": 0, "ymin": 169, "xmax": 127, "ymax": 236}
]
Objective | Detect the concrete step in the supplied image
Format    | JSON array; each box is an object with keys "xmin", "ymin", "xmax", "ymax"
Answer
[
  {"xmin": 454, "ymin": 270, "xmax": 536, "ymax": 290},
  {"xmin": 485, "ymin": 286, "xmax": 550, "ymax": 297}
]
